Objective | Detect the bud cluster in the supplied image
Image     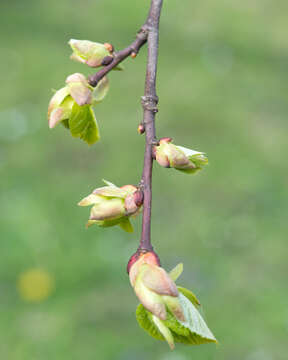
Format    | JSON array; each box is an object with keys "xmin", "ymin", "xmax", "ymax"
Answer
[
  {"xmin": 153, "ymin": 138, "xmax": 208, "ymax": 174},
  {"xmin": 128, "ymin": 251, "xmax": 217, "ymax": 349},
  {"xmin": 78, "ymin": 180, "xmax": 143, "ymax": 232}
]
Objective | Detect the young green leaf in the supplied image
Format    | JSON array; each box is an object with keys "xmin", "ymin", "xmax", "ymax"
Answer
[
  {"xmin": 177, "ymin": 292, "xmax": 217, "ymax": 344},
  {"xmin": 135, "ymin": 291, "xmax": 217, "ymax": 349},
  {"xmin": 69, "ymin": 103, "xmax": 100, "ymax": 145},
  {"xmin": 136, "ymin": 304, "xmax": 164, "ymax": 341}
]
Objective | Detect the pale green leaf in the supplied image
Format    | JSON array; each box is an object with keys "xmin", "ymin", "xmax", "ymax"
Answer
[
  {"xmin": 69, "ymin": 102, "xmax": 100, "ymax": 145},
  {"xmin": 135, "ymin": 291, "xmax": 217, "ymax": 348},
  {"xmin": 136, "ymin": 304, "xmax": 164, "ymax": 341},
  {"xmin": 178, "ymin": 287, "xmax": 200, "ymax": 307},
  {"xmin": 177, "ymin": 292, "xmax": 217, "ymax": 344}
]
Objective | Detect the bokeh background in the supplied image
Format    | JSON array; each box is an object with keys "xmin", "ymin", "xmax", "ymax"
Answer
[{"xmin": 1, "ymin": 0, "xmax": 287, "ymax": 359}]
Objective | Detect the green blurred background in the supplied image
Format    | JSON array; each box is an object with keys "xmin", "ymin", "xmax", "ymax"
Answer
[{"xmin": 1, "ymin": 0, "xmax": 287, "ymax": 359}]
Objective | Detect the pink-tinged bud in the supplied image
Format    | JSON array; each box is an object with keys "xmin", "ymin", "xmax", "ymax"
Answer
[
  {"xmin": 137, "ymin": 123, "xmax": 145, "ymax": 134},
  {"xmin": 78, "ymin": 180, "xmax": 142, "ymax": 232},
  {"xmin": 133, "ymin": 190, "xmax": 144, "ymax": 207},
  {"xmin": 66, "ymin": 73, "xmax": 87, "ymax": 84},
  {"xmin": 65, "ymin": 73, "xmax": 92, "ymax": 106},
  {"xmin": 131, "ymin": 52, "xmax": 137, "ymax": 58},
  {"xmin": 69, "ymin": 39, "xmax": 112, "ymax": 68},
  {"xmin": 156, "ymin": 152, "xmax": 170, "ymax": 168},
  {"xmin": 135, "ymin": 261, "xmax": 218, "ymax": 349},
  {"xmin": 124, "ymin": 194, "xmax": 138, "ymax": 215},
  {"xmin": 141, "ymin": 266, "xmax": 178, "ymax": 297},
  {"xmin": 129, "ymin": 253, "xmax": 185, "ymax": 322},
  {"xmin": 154, "ymin": 139, "xmax": 208, "ymax": 174}
]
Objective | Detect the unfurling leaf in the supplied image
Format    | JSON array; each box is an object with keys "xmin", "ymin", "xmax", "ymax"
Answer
[
  {"xmin": 136, "ymin": 288, "xmax": 217, "ymax": 349},
  {"xmin": 176, "ymin": 291, "xmax": 216, "ymax": 343},
  {"xmin": 177, "ymin": 286, "xmax": 200, "ymax": 307},
  {"xmin": 69, "ymin": 103, "xmax": 100, "ymax": 145},
  {"xmin": 78, "ymin": 180, "xmax": 143, "ymax": 232}
]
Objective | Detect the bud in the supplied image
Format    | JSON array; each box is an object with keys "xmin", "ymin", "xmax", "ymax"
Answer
[
  {"xmin": 154, "ymin": 138, "xmax": 208, "ymax": 174},
  {"xmin": 137, "ymin": 123, "xmax": 145, "ymax": 134},
  {"xmin": 133, "ymin": 190, "xmax": 144, "ymax": 207},
  {"xmin": 129, "ymin": 252, "xmax": 185, "ymax": 322},
  {"xmin": 66, "ymin": 73, "xmax": 93, "ymax": 106},
  {"xmin": 69, "ymin": 39, "xmax": 112, "ymax": 68},
  {"xmin": 78, "ymin": 180, "xmax": 143, "ymax": 232}
]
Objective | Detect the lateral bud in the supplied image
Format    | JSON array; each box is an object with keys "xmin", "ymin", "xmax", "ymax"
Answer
[
  {"xmin": 137, "ymin": 123, "xmax": 145, "ymax": 134},
  {"xmin": 133, "ymin": 190, "xmax": 144, "ymax": 207},
  {"xmin": 154, "ymin": 138, "xmax": 208, "ymax": 174}
]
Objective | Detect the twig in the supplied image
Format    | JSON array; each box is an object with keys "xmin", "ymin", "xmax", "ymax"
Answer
[
  {"xmin": 88, "ymin": 28, "xmax": 148, "ymax": 87},
  {"xmin": 138, "ymin": 0, "xmax": 163, "ymax": 252}
]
